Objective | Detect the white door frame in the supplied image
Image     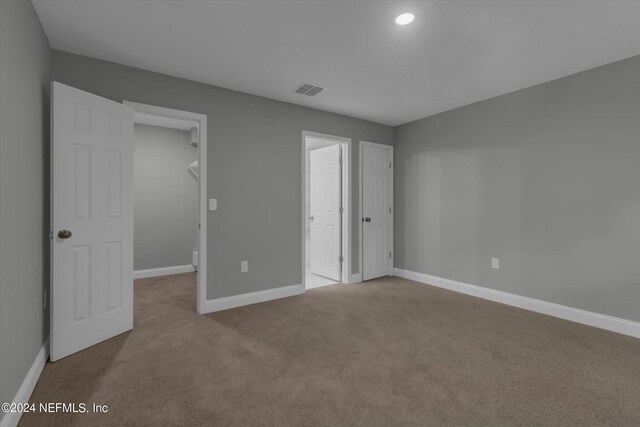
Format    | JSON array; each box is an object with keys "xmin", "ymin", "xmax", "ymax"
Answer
[
  {"xmin": 359, "ymin": 141, "xmax": 394, "ymax": 280},
  {"xmin": 302, "ymin": 131, "xmax": 352, "ymax": 287},
  {"xmin": 124, "ymin": 101, "xmax": 208, "ymax": 313}
]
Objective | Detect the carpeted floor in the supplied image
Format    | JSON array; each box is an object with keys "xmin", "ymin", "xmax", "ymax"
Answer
[{"xmin": 20, "ymin": 273, "xmax": 640, "ymax": 426}]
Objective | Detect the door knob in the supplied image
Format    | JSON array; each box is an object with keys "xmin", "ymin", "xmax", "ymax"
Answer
[
  {"xmin": 364, "ymin": 217, "xmax": 371, "ymax": 222},
  {"xmin": 58, "ymin": 230, "xmax": 72, "ymax": 239}
]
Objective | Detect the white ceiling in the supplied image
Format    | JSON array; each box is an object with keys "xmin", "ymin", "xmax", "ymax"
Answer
[{"xmin": 33, "ymin": 0, "xmax": 640, "ymax": 126}]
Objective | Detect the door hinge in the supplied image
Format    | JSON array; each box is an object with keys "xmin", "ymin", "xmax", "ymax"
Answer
[
  {"xmin": 198, "ymin": 223, "xmax": 201, "ymax": 229},
  {"xmin": 389, "ymin": 161, "xmax": 392, "ymax": 168},
  {"xmin": 339, "ymin": 256, "xmax": 344, "ymax": 263},
  {"xmin": 389, "ymin": 206, "xmax": 391, "ymax": 214},
  {"xmin": 49, "ymin": 231, "xmax": 53, "ymax": 240},
  {"xmin": 339, "ymin": 206, "xmax": 344, "ymax": 214},
  {"xmin": 389, "ymin": 252, "xmax": 392, "ymax": 259}
]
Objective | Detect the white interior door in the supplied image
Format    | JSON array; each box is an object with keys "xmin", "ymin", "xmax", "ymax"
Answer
[
  {"xmin": 362, "ymin": 143, "xmax": 392, "ymax": 281},
  {"xmin": 51, "ymin": 81, "xmax": 134, "ymax": 361},
  {"xmin": 310, "ymin": 144, "xmax": 342, "ymax": 281}
]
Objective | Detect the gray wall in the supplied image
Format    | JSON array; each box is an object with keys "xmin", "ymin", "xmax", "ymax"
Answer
[
  {"xmin": 134, "ymin": 124, "xmax": 197, "ymax": 270},
  {"xmin": 52, "ymin": 50, "xmax": 393, "ymax": 299},
  {"xmin": 394, "ymin": 55, "xmax": 640, "ymax": 323},
  {"xmin": 0, "ymin": 0, "xmax": 50, "ymax": 414}
]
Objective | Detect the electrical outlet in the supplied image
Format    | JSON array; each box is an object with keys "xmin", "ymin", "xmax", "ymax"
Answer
[
  {"xmin": 491, "ymin": 258, "xmax": 500, "ymax": 269},
  {"xmin": 241, "ymin": 260, "xmax": 248, "ymax": 272}
]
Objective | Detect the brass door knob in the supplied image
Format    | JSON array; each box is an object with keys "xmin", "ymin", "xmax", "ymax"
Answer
[{"xmin": 58, "ymin": 230, "xmax": 72, "ymax": 239}]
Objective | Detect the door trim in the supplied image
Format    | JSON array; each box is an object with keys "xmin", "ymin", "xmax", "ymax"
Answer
[
  {"xmin": 124, "ymin": 101, "xmax": 208, "ymax": 314},
  {"xmin": 302, "ymin": 131, "xmax": 352, "ymax": 287},
  {"xmin": 359, "ymin": 141, "xmax": 394, "ymax": 280}
]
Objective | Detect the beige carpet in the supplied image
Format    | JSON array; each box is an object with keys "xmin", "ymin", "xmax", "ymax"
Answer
[{"xmin": 20, "ymin": 273, "xmax": 640, "ymax": 426}]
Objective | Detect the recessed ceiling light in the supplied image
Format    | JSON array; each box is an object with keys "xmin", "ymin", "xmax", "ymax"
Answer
[{"xmin": 395, "ymin": 13, "xmax": 415, "ymax": 26}]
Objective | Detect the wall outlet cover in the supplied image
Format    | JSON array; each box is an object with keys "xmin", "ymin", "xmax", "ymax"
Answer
[{"xmin": 491, "ymin": 258, "xmax": 500, "ymax": 269}]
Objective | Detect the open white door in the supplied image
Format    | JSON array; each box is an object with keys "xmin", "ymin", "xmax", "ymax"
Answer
[
  {"xmin": 50, "ymin": 82, "xmax": 134, "ymax": 361},
  {"xmin": 310, "ymin": 144, "xmax": 342, "ymax": 281},
  {"xmin": 362, "ymin": 143, "xmax": 392, "ymax": 281}
]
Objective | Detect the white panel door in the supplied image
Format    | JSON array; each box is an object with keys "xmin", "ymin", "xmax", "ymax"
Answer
[
  {"xmin": 51, "ymin": 81, "xmax": 134, "ymax": 361},
  {"xmin": 310, "ymin": 144, "xmax": 342, "ymax": 281},
  {"xmin": 362, "ymin": 144, "xmax": 392, "ymax": 281}
]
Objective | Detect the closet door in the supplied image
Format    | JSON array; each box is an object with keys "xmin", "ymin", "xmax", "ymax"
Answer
[{"xmin": 361, "ymin": 142, "xmax": 392, "ymax": 281}]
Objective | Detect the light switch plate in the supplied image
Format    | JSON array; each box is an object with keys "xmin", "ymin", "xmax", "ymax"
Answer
[
  {"xmin": 241, "ymin": 261, "xmax": 248, "ymax": 272},
  {"xmin": 491, "ymin": 258, "xmax": 500, "ymax": 269},
  {"xmin": 208, "ymin": 198, "xmax": 217, "ymax": 211}
]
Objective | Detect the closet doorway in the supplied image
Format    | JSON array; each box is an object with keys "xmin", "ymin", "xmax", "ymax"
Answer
[{"xmin": 125, "ymin": 101, "xmax": 208, "ymax": 313}]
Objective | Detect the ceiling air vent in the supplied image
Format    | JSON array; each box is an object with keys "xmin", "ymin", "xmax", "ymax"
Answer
[{"xmin": 293, "ymin": 83, "xmax": 324, "ymax": 97}]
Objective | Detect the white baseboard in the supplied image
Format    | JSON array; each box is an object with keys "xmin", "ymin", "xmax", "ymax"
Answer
[
  {"xmin": 0, "ymin": 338, "xmax": 49, "ymax": 427},
  {"xmin": 201, "ymin": 284, "xmax": 304, "ymax": 314},
  {"xmin": 305, "ymin": 281, "xmax": 335, "ymax": 290},
  {"xmin": 394, "ymin": 268, "xmax": 640, "ymax": 339},
  {"xmin": 133, "ymin": 264, "xmax": 195, "ymax": 279}
]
